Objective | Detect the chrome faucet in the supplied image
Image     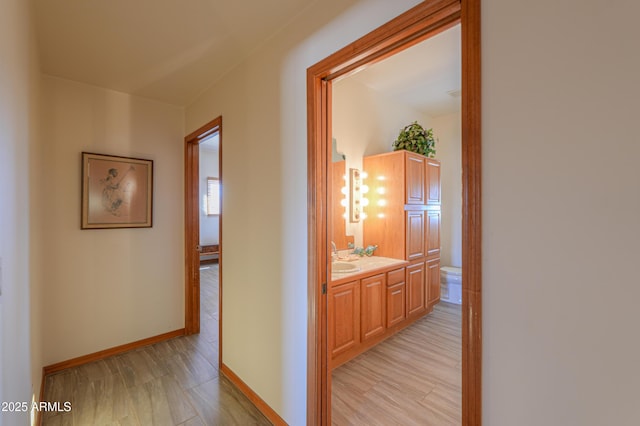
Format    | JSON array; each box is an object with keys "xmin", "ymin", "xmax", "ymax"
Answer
[{"xmin": 331, "ymin": 241, "xmax": 337, "ymax": 259}]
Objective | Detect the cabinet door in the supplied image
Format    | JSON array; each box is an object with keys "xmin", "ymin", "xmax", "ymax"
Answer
[
  {"xmin": 406, "ymin": 262, "xmax": 426, "ymax": 317},
  {"xmin": 406, "ymin": 153, "xmax": 426, "ymax": 205},
  {"xmin": 426, "ymin": 158, "xmax": 441, "ymax": 205},
  {"xmin": 426, "ymin": 210, "xmax": 441, "ymax": 258},
  {"xmin": 386, "ymin": 268, "xmax": 406, "ymax": 327},
  {"xmin": 329, "ymin": 281, "xmax": 360, "ymax": 359},
  {"xmin": 426, "ymin": 258, "xmax": 441, "ymax": 307},
  {"xmin": 361, "ymin": 274, "xmax": 386, "ymax": 342},
  {"xmin": 406, "ymin": 210, "xmax": 425, "ymax": 260}
]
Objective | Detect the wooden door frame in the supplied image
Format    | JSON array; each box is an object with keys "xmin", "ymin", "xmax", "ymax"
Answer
[
  {"xmin": 185, "ymin": 116, "xmax": 223, "ymax": 369},
  {"xmin": 307, "ymin": 0, "xmax": 481, "ymax": 424}
]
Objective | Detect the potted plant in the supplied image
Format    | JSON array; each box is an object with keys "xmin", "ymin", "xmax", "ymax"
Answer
[{"xmin": 392, "ymin": 121, "xmax": 436, "ymax": 158}]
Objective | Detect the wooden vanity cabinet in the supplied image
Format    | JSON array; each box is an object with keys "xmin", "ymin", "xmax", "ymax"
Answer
[
  {"xmin": 328, "ymin": 280, "xmax": 360, "ymax": 359},
  {"xmin": 330, "ymin": 265, "xmax": 409, "ymax": 367},
  {"xmin": 361, "ymin": 273, "xmax": 386, "ymax": 342},
  {"xmin": 329, "ymin": 151, "xmax": 442, "ymax": 368},
  {"xmin": 362, "ymin": 149, "xmax": 442, "ymax": 327},
  {"xmin": 426, "ymin": 257, "xmax": 441, "ymax": 308},
  {"xmin": 407, "ymin": 261, "xmax": 426, "ymax": 317},
  {"xmin": 363, "ymin": 151, "xmax": 441, "ymax": 261}
]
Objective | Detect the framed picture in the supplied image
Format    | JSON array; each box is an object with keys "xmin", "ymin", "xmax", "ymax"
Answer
[{"xmin": 81, "ymin": 152, "xmax": 153, "ymax": 229}]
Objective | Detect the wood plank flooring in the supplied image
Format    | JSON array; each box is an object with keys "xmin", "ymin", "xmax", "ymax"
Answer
[
  {"xmin": 42, "ymin": 263, "xmax": 271, "ymax": 426},
  {"xmin": 332, "ymin": 302, "xmax": 462, "ymax": 425}
]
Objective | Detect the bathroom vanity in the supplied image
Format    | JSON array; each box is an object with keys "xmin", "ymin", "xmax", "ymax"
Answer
[
  {"xmin": 329, "ymin": 150, "xmax": 442, "ymax": 368},
  {"xmin": 329, "ymin": 256, "xmax": 408, "ymax": 367}
]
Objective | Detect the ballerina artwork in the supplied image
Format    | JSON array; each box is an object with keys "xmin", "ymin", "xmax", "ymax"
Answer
[
  {"xmin": 82, "ymin": 152, "xmax": 153, "ymax": 229},
  {"xmin": 100, "ymin": 166, "xmax": 135, "ymax": 216}
]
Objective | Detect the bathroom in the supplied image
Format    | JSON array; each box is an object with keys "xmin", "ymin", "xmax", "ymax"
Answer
[{"xmin": 329, "ymin": 24, "xmax": 463, "ymax": 423}]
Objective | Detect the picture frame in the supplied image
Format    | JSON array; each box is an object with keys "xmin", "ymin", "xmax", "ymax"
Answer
[{"xmin": 81, "ymin": 152, "xmax": 153, "ymax": 229}]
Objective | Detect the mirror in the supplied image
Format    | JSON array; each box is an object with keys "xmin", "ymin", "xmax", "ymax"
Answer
[{"xmin": 330, "ymin": 139, "xmax": 354, "ymax": 250}]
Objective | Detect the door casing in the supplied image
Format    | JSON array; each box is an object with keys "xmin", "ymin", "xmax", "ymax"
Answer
[
  {"xmin": 184, "ymin": 116, "xmax": 223, "ymax": 370},
  {"xmin": 307, "ymin": 0, "xmax": 482, "ymax": 423}
]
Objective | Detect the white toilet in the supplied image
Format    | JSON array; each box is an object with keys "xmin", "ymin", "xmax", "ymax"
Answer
[{"xmin": 440, "ymin": 266, "xmax": 462, "ymax": 304}]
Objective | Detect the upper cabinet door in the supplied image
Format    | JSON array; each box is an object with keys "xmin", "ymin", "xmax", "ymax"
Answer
[
  {"xmin": 426, "ymin": 210, "xmax": 441, "ymax": 258},
  {"xmin": 405, "ymin": 153, "xmax": 426, "ymax": 205},
  {"xmin": 426, "ymin": 158, "xmax": 441, "ymax": 205},
  {"xmin": 406, "ymin": 210, "xmax": 425, "ymax": 260}
]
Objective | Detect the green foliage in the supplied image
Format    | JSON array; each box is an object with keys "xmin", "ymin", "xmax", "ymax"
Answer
[{"xmin": 392, "ymin": 121, "xmax": 436, "ymax": 158}]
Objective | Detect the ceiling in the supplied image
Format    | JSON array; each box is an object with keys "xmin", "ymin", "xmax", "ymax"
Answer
[
  {"xmin": 32, "ymin": 0, "xmax": 317, "ymax": 106},
  {"xmin": 32, "ymin": 2, "xmax": 460, "ymax": 112},
  {"xmin": 346, "ymin": 24, "xmax": 461, "ymax": 117}
]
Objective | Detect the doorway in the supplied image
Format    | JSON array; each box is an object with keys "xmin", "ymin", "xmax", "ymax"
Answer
[
  {"xmin": 330, "ymin": 23, "xmax": 463, "ymax": 424},
  {"xmin": 185, "ymin": 116, "xmax": 223, "ymax": 369},
  {"xmin": 307, "ymin": 1, "xmax": 481, "ymax": 424}
]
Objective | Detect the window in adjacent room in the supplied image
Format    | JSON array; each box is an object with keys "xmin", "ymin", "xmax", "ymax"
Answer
[{"xmin": 206, "ymin": 177, "xmax": 220, "ymax": 215}]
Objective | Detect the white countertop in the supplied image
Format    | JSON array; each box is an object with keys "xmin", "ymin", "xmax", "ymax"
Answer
[{"xmin": 330, "ymin": 255, "xmax": 407, "ymax": 282}]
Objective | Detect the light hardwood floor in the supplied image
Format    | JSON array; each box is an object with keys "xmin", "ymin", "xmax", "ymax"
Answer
[
  {"xmin": 332, "ymin": 302, "xmax": 462, "ymax": 426},
  {"xmin": 42, "ymin": 263, "xmax": 271, "ymax": 426}
]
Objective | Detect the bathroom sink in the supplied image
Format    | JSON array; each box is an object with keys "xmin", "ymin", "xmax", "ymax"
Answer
[{"xmin": 332, "ymin": 262, "xmax": 360, "ymax": 274}]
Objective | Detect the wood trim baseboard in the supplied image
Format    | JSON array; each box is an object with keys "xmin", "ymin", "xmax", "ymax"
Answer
[
  {"xmin": 221, "ymin": 363, "xmax": 287, "ymax": 426},
  {"xmin": 42, "ymin": 328, "xmax": 185, "ymax": 376}
]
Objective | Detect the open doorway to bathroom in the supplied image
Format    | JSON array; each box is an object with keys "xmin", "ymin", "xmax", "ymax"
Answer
[
  {"xmin": 185, "ymin": 116, "xmax": 223, "ymax": 369},
  {"xmin": 329, "ymin": 23, "xmax": 463, "ymax": 424},
  {"xmin": 307, "ymin": 1, "xmax": 481, "ymax": 424}
]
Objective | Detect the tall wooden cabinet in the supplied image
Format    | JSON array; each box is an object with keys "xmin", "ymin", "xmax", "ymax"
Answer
[{"xmin": 363, "ymin": 150, "xmax": 442, "ymax": 313}]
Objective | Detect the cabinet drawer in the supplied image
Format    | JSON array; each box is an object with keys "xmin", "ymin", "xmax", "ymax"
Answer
[{"xmin": 387, "ymin": 267, "xmax": 405, "ymax": 286}]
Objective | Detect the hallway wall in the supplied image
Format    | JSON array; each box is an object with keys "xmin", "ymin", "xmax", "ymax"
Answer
[
  {"xmin": 39, "ymin": 76, "xmax": 185, "ymax": 366},
  {"xmin": 482, "ymin": 0, "xmax": 640, "ymax": 424},
  {"xmin": 186, "ymin": 0, "xmax": 424, "ymax": 423},
  {"xmin": 0, "ymin": 0, "xmax": 42, "ymax": 424}
]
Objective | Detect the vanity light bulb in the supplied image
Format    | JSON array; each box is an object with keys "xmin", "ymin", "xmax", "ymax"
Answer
[
  {"xmin": 342, "ymin": 213, "xmax": 348, "ymax": 219},
  {"xmin": 376, "ymin": 187, "xmax": 386, "ymax": 195},
  {"xmin": 361, "ymin": 185, "xmax": 369, "ymax": 194},
  {"xmin": 377, "ymin": 199, "xmax": 387, "ymax": 207},
  {"xmin": 361, "ymin": 212, "xmax": 368, "ymax": 220},
  {"xmin": 340, "ymin": 199, "xmax": 348, "ymax": 207},
  {"xmin": 361, "ymin": 171, "xmax": 368, "ymax": 179},
  {"xmin": 361, "ymin": 198, "xmax": 369, "ymax": 207},
  {"xmin": 377, "ymin": 213, "xmax": 385, "ymax": 219},
  {"xmin": 377, "ymin": 175, "xmax": 386, "ymax": 181},
  {"xmin": 341, "ymin": 187, "xmax": 348, "ymax": 195}
]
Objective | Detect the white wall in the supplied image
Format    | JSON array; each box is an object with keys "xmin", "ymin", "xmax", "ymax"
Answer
[
  {"xmin": 0, "ymin": 0, "xmax": 41, "ymax": 425},
  {"xmin": 333, "ymin": 77, "xmax": 431, "ymax": 246},
  {"xmin": 483, "ymin": 0, "xmax": 640, "ymax": 424},
  {"xmin": 199, "ymin": 144, "xmax": 220, "ymax": 245},
  {"xmin": 40, "ymin": 76, "xmax": 185, "ymax": 365},
  {"xmin": 432, "ymin": 111, "xmax": 461, "ymax": 268},
  {"xmin": 186, "ymin": 0, "xmax": 423, "ymax": 423}
]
